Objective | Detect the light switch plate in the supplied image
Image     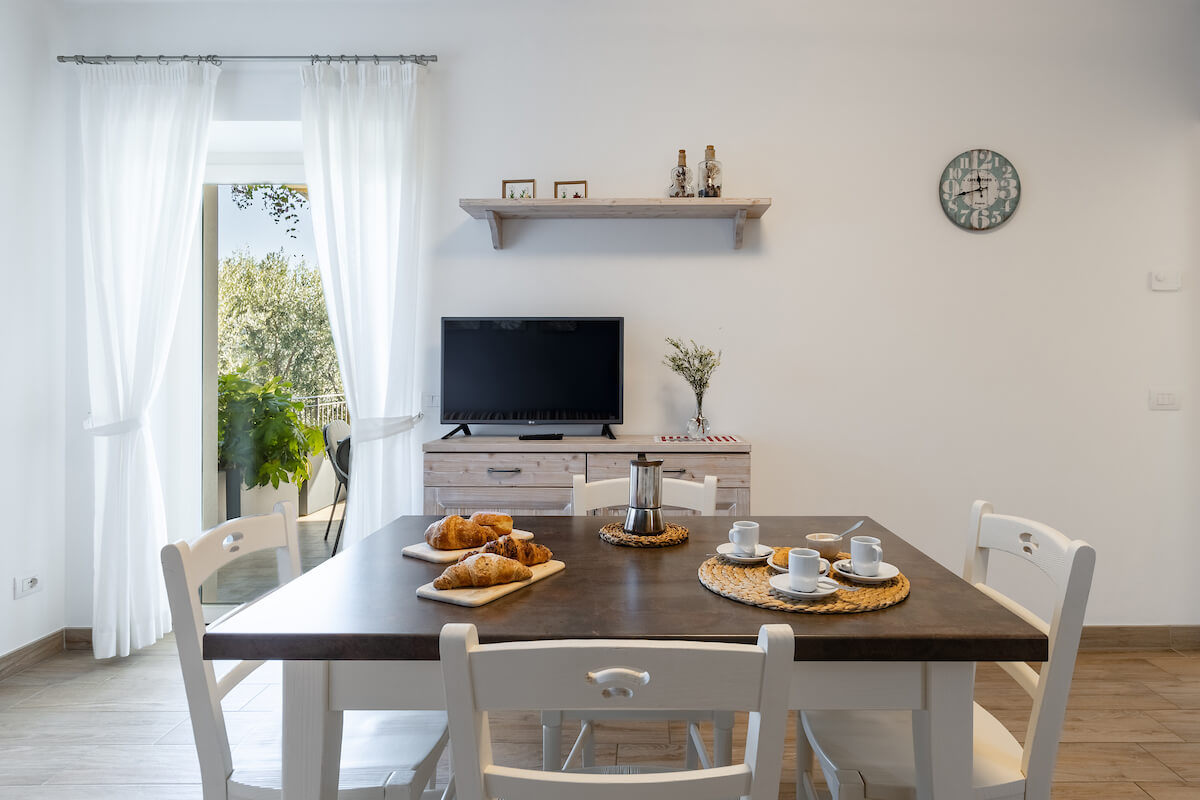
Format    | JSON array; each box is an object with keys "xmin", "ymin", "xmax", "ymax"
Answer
[
  {"xmin": 1148, "ymin": 390, "xmax": 1181, "ymax": 411},
  {"xmin": 1149, "ymin": 271, "xmax": 1182, "ymax": 291}
]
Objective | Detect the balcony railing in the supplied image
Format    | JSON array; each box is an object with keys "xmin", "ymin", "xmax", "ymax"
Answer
[{"xmin": 296, "ymin": 393, "xmax": 348, "ymax": 429}]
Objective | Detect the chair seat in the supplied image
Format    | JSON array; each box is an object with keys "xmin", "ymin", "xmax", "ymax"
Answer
[
  {"xmin": 229, "ymin": 710, "xmax": 448, "ymax": 800},
  {"xmin": 801, "ymin": 703, "xmax": 1025, "ymax": 800}
]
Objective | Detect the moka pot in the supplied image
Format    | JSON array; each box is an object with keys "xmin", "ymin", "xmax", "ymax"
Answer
[{"xmin": 624, "ymin": 455, "xmax": 665, "ymax": 535}]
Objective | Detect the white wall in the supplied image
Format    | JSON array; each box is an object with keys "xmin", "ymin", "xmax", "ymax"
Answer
[
  {"xmin": 0, "ymin": 0, "xmax": 67, "ymax": 656},
  {"xmin": 54, "ymin": 0, "xmax": 1200, "ymax": 629}
]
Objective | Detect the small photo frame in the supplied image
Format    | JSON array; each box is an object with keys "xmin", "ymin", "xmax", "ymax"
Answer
[
  {"xmin": 553, "ymin": 180, "xmax": 588, "ymax": 199},
  {"xmin": 501, "ymin": 179, "xmax": 535, "ymax": 199}
]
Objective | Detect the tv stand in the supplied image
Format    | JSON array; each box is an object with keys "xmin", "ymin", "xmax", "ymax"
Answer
[
  {"xmin": 440, "ymin": 424, "xmax": 472, "ymax": 439},
  {"xmin": 600, "ymin": 424, "xmax": 617, "ymax": 440},
  {"xmin": 423, "ymin": 434, "xmax": 751, "ymax": 517}
]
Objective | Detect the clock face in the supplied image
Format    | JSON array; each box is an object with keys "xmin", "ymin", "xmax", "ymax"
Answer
[{"xmin": 939, "ymin": 149, "xmax": 1020, "ymax": 231}]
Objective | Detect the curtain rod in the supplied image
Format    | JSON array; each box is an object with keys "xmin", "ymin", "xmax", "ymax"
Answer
[{"xmin": 57, "ymin": 54, "xmax": 438, "ymax": 66}]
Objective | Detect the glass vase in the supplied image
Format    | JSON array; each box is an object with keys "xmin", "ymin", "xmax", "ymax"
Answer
[{"xmin": 687, "ymin": 406, "xmax": 710, "ymax": 440}]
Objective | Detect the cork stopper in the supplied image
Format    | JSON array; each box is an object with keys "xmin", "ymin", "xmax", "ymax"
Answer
[
  {"xmin": 705, "ymin": 145, "xmax": 716, "ymax": 161},
  {"xmin": 677, "ymin": 149, "xmax": 687, "ymax": 167}
]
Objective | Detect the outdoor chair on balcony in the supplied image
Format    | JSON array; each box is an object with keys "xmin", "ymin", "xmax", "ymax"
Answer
[{"xmin": 322, "ymin": 419, "xmax": 350, "ymax": 554}]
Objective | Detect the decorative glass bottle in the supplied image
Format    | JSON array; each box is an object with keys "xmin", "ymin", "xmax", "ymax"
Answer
[
  {"xmin": 666, "ymin": 149, "xmax": 695, "ymax": 198},
  {"xmin": 697, "ymin": 144, "xmax": 722, "ymax": 198},
  {"xmin": 687, "ymin": 403, "xmax": 710, "ymax": 440}
]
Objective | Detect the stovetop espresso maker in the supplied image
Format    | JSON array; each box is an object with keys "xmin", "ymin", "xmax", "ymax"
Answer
[{"xmin": 624, "ymin": 453, "xmax": 665, "ymax": 535}]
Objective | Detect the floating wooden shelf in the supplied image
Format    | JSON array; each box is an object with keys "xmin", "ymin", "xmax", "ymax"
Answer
[{"xmin": 459, "ymin": 197, "xmax": 771, "ymax": 250}]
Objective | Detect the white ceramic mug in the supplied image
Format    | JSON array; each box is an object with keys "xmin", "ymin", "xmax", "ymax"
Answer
[
  {"xmin": 850, "ymin": 535, "xmax": 883, "ymax": 577},
  {"xmin": 788, "ymin": 548, "xmax": 821, "ymax": 592},
  {"xmin": 729, "ymin": 520, "xmax": 760, "ymax": 555}
]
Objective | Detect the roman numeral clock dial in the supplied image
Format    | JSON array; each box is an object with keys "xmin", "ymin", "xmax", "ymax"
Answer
[{"xmin": 939, "ymin": 149, "xmax": 1020, "ymax": 231}]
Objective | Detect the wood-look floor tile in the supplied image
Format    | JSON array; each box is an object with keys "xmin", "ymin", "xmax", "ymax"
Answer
[
  {"xmin": 1137, "ymin": 782, "xmax": 1200, "ymax": 799},
  {"xmin": 1069, "ymin": 657, "xmax": 1179, "ymax": 683},
  {"xmin": 0, "ymin": 786, "xmax": 202, "ymax": 799},
  {"xmin": 0, "ymin": 710, "xmax": 188, "ymax": 745},
  {"xmin": 11, "ymin": 676, "xmax": 264, "ymax": 713},
  {"xmin": 1054, "ymin": 711, "xmax": 1186, "ymax": 743},
  {"xmin": 1147, "ymin": 657, "xmax": 1200, "ymax": 679},
  {"xmin": 1140, "ymin": 744, "xmax": 1200, "ymax": 782},
  {"xmin": 1147, "ymin": 710, "xmax": 1200, "ymax": 742},
  {"xmin": 1066, "ymin": 682, "xmax": 1179, "ymax": 711},
  {"xmin": 612, "ymin": 742, "xmax": 689, "ymax": 766},
  {"xmin": 1052, "ymin": 743, "xmax": 1182, "ymax": 782},
  {"xmin": 0, "ymin": 682, "xmax": 49, "ymax": 710},
  {"xmin": 1049, "ymin": 782, "xmax": 1151, "ymax": 798},
  {"xmin": 0, "ymin": 745, "xmax": 96, "ymax": 785},
  {"xmin": 153, "ymin": 710, "xmax": 275, "ymax": 746},
  {"xmin": 1145, "ymin": 681, "xmax": 1200, "ymax": 710},
  {"xmin": 43, "ymin": 744, "xmax": 201, "ymax": 784}
]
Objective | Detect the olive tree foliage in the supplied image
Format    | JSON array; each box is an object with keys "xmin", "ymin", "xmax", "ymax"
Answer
[
  {"xmin": 230, "ymin": 184, "xmax": 309, "ymax": 237},
  {"xmin": 217, "ymin": 249, "xmax": 343, "ymax": 399}
]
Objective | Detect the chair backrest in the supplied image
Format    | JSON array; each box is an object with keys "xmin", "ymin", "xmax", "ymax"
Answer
[
  {"xmin": 333, "ymin": 435, "xmax": 351, "ymax": 486},
  {"xmin": 571, "ymin": 474, "xmax": 718, "ymax": 516},
  {"xmin": 963, "ymin": 500, "xmax": 1095, "ymax": 796},
  {"xmin": 440, "ymin": 622, "xmax": 793, "ymax": 800},
  {"xmin": 161, "ymin": 503, "xmax": 303, "ymax": 799},
  {"xmin": 323, "ymin": 420, "xmax": 350, "ymax": 485}
]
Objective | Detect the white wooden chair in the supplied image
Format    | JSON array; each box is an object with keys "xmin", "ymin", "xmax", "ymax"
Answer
[
  {"xmin": 556, "ymin": 471, "xmax": 724, "ymax": 771},
  {"xmin": 161, "ymin": 502, "xmax": 451, "ymax": 800},
  {"xmin": 571, "ymin": 473, "xmax": 719, "ymax": 517},
  {"xmin": 441, "ymin": 622, "xmax": 793, "ymax": 800},
  {"xmin": 797, "ymin": 500, "xmax": 1096, "ymax": 800}
]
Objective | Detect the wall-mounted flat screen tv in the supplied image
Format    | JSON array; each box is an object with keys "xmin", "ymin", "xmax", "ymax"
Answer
[{"xmin": 441, "ymin": 317, "xmax": 623, "ymax": 425}]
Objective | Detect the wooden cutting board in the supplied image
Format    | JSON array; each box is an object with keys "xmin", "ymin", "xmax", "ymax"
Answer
[
  {"xmin": 401, "ymin": 528, "xmax": 535, "ymax": 563},
  {"xmin": 415, "ymin": 560, "xmax": 565, "ymax": 606}
]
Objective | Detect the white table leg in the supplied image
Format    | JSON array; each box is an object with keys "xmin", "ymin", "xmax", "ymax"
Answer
[
  {"xmin": 912, "ymin": 661, "xmax": 974, "ymax": 800},
  {"xmin": 283, "ymin": 661, "xmax": 344, "ymax": 800}
]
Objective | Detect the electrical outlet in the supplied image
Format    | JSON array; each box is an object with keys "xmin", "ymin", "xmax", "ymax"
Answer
[{"xmin": 14, "ymin": 575, "xmax": 41, "ymax": 599}]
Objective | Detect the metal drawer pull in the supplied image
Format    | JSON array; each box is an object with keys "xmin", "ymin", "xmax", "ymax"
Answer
[
  {"xmin": 487, "ymin": 467, "xmax": 522, "ymax": 474},
  {"xmin": 663, "ymin": 468, "xmax": 687, "ymax": 475}
]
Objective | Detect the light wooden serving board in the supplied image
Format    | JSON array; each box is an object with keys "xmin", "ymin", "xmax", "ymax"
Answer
[
  {"xmin": 416, "ymin": 560, "xmax": 565, "ymax": 606},
  {"xmin": 401, "ymin": 528, "xmax": 534, "ymax": 563}
]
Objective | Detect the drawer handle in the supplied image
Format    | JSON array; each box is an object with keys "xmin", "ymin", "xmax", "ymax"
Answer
[
  {"xmin": 663, "ymin": 468, "xmax": 687, "ymax": 475},
  {"xmin": 487, "ymin": 467, "xmax": 523, "ymax": 474}
]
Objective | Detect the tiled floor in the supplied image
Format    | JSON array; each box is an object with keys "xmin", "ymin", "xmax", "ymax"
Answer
[{"xmin": 0, "ymin": 639, "xmax": 1197, "ymax": 798}]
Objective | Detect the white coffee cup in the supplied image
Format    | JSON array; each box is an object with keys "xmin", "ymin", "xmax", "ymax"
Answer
[
  {"xmin": 850, "ymin": 535, "xmax": 883, "ymax": 577},
  {"xmin": 788, "ymin": 548, "xmax": 821, "ymax": 592},
  {"xmin": 729, "ymin": 520, "xmax": 760, "ymax": 555}
]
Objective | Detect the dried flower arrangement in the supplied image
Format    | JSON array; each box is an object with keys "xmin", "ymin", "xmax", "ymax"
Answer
[{"xmin": 664, "ymin": 337, "xmax": 722, "ymax": 437}]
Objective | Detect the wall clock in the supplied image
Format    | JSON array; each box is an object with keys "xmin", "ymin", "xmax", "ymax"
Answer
[{"xmin": 938, "ymin": 149, "xmax": 1020, "ymax": 231}]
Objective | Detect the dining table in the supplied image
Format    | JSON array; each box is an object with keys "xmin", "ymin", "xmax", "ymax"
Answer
[{"xmin": 203, "ymin": 514, "xmax": 1048, "ymax": 800}]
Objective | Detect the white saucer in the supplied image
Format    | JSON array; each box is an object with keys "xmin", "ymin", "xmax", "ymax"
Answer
[
  {"xmin": 769, "ymin": 557, "xmax": 830, "ymax": 576},
  {"xmin": 768, "ymin": 573, "xmax": 842, "ymax": 599},
  {"xmin": 716, "ymin": 542, "xmax": 773, "ymax": 563},
  {"xmin": 831, "ymin": 559, "xmax": 900, "ymax": 584}
]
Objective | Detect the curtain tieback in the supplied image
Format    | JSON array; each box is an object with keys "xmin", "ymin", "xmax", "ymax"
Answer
[
  {"xmin": 354, "ymin": 413, "xmax": 423, "ymax": 443},
  {"xmin": 84, "ymin": 412, "xmax": 148, "ymax": 437}
]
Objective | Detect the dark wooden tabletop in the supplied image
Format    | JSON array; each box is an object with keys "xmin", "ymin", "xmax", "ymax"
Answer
[{"xmin": 203, "ymin": 515, "xmax": 1048, "ymax": 663}]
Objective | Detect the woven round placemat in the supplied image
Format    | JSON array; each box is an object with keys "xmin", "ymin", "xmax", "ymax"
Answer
[
  {"xmin": 599, "ymin": 522, "xmax": 689, "ymax": 548},
  {"xmin": 697, "ymin": 555, "xmax": 910, "ymax": 614}
]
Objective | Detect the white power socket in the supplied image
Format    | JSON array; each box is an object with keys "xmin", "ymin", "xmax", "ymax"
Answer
[{"xmin": 13, "ymin": 575, "xmax": 41, "ymax": 599}]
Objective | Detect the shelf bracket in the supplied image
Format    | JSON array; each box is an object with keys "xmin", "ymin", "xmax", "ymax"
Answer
[
  {"xmin": 732, "ymin": 209, "xmax": 748, "ymax": 250},
  {"xmin": 485, "ymin": 210, "xmax": 502, "ymax": 249}
]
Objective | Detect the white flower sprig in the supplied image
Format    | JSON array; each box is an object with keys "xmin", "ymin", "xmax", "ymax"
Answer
[{"xmin": 664, "ymin": 337, "xmax": 722, "ymax": 410}]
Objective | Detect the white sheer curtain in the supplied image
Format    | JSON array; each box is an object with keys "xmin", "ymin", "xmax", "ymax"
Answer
[
  {"xmin": 301, "ymin": 62, "xmax": 426, "ymax": 550},
  {"xmin": 78, "ymin": 63, "xmax": 219, "ymax": 658}
]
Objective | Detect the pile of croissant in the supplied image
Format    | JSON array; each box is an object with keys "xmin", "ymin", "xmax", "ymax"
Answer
[{"xmin": 428, "ymin": 512, "xmax": 554, "ymax": 590}]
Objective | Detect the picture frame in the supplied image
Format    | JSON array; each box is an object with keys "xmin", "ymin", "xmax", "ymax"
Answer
[
  {"xmin": 501, "ymin": 179, "xmax": 536, "ymax": 200},
  {"xmin": 553, "ymin": 180, "xmax": 588, "ymax": 199}
]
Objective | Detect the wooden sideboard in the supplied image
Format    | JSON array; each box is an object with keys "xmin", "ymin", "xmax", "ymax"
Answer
[{"xmin": 422, "ymin": 435, "xmax": 751, "ymax": 517}]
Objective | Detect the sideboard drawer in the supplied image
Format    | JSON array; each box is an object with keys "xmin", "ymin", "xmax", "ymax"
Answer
[
  {"xmin": 425, "ymin": 452, "xmax": 584, "ymax": 488},
  {"xmin": 586, "ymin": 452, "xmax": 750, "ymax": 488}
]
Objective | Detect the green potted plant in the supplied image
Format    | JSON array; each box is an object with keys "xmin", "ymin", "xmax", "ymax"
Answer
[{"xmin": 217, "ymin": 364, "xmax": 325, "ymax": 518}]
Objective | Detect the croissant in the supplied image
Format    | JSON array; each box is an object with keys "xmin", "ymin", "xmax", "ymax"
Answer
[
  {"xmin": 458, "ymin": 534, "xmax": 553, "ymax": 566},
  {"xmin": 433, "ymin": 552, "xmax": 533, "ymax": 589},
  {"xmin": 470, "ymin": 512, "xmax": 513, "ymax": 536},
  {"xmin": 424, "ymin": 515, "xmax": 500, "ymax": 550}
]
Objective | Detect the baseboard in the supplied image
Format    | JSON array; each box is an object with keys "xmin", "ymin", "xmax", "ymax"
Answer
[
  {"xmin": 1080, "ymin": 625, "xmax": 1200, "ymax": 651},
  {"xmin": 65, "ymin": 627, "xmax": 92, "ymax": 651},
  {"xmin": 0, "ymin": 630, "xmax": 64, "ymax": 682}
]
